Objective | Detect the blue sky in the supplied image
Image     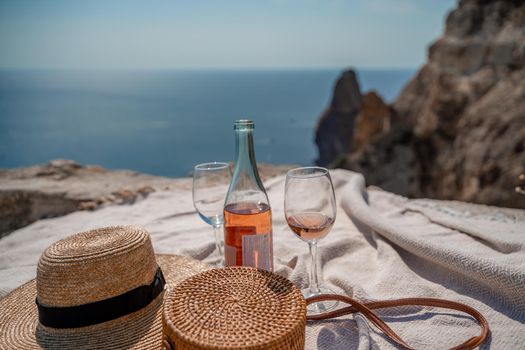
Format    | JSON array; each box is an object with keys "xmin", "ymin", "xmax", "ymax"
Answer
[{"xmin": 0, "ymin": 0, "xmax": 456, "ymax": 69}]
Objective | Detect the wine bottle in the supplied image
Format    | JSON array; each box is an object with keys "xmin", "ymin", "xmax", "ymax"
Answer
[{"xmin": 223, "ymin": 119, "xmax": 273, "ymax": 271}]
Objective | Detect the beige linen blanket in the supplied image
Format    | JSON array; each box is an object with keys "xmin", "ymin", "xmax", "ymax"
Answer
[{"xmin": 1, "ymin": 170, "xmax": 524, "ymax": 349}]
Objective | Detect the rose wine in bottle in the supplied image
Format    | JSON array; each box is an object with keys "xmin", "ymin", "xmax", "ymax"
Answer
[{"xmin": 223, "ymin": 120, "xmax": 273, "ymax": 271}]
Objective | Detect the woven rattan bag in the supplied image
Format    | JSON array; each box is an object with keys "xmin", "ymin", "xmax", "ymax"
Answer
[{"xmin": 162, "ymin": 267, "xmax": 306, "ymax": 350}]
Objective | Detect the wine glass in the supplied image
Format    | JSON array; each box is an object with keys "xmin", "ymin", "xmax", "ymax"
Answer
[
  {"xmin": 284, "ymin": 166, "xmax": 337, "ymax": 313},
  {"xmin": 192, "ymin": 162, "xmax": 232, "ymax": 266}
]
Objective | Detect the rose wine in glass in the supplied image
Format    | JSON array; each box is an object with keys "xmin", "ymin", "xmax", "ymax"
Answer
[
  {"xmin": 287, "ymin": 213, "xmax": 334, "ymax": 241},
  {"xmin": 223, "ymin": 120, "xmax": 273, "ymax": 271},
  {"xmin": 285, "ymin": 166, "xmax": 337, "ymax": 314}
]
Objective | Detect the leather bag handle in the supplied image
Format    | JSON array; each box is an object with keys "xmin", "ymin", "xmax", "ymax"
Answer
[{"xmin": 306, "ymin": 294, "xmax": 490, "ymax": 349}]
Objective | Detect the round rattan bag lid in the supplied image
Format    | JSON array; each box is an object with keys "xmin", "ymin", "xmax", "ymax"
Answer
[{"xmin": 162, "ymin": 267, "xmax": 306, "ymax": 350}]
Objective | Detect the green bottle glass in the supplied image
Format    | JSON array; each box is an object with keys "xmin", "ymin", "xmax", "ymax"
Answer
[{"xmin": 223, "ymin": 120, "xmax": 273, "ymax": 271}]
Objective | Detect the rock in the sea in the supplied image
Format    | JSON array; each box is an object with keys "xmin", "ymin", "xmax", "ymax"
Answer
[
  {"xmin": 352, "ymin": 91, "xmax": 392, "ymax": 152},
  {"xmin": 345, "ymin": 122, "xmax": 417, "ymax": 196},
  {"xmin": 315, "ymin": 70, "xmax": 362, "ymax": 166},
  {"xmin": 338, "ymin": 0, "xmax": 525, "ymax": 209}
]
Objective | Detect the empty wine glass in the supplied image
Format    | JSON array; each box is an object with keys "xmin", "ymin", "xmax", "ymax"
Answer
[
  {"xmin": 193, "ymin": 162, "xmax": 232, "ymax": 265},
  {"xmin": 285, "ymin": 166, "xmax": 337, "ymax": 314}
]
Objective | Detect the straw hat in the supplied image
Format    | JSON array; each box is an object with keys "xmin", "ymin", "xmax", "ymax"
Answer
[{"xmin": 0, "ymin": 226, "xmax": 210, "ymax": 350}]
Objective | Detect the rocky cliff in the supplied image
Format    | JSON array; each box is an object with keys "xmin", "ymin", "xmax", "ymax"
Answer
[
  {"xmin": 316, "ymin": 0, "xmax": 525, "ymax": 208},
  {"xmin": 0, "ymin": 160, "xmax": 181, "ymax": 236}
]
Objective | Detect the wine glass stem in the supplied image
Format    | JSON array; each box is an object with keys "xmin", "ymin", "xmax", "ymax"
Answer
[
  {"xmin": 308, "ymin": 241, "xmax": 321, "ymax": 295},
  {"xmin": 212, "ymin": 224, "xmax": 224, "ymax": 263}
]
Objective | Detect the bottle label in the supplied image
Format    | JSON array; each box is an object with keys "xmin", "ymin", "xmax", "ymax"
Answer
[
  {"xmin": 224, "ymin": 226, "xmax": 272, "ymax": 271},
  {"xmin": 224, "ymin": 226, "xmax": 256, "ymax": 267},
  {"xmin": 242, "ymin": 233, "xmax": 272, "ymax": 271}
]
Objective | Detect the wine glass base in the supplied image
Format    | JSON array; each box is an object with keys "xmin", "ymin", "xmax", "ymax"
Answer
[{"xmin": 302, "ymin": 287, "xmax": 339, "ymax": 315}]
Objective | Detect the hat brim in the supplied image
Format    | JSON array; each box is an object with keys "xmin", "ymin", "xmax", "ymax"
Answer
[{"xmin": 0, "ymin": 254, "xmax": 210, "ymax": 350}]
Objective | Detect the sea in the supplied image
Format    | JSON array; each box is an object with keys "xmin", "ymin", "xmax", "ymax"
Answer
[{"xmin": 0, "ymin": 68, "xmax": 415, "ymax": 177}]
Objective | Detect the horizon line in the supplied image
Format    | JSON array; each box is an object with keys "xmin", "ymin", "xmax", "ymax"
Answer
[{"xmin": 0, "ymin": 66, "xmax": 418, "ymax": 72}]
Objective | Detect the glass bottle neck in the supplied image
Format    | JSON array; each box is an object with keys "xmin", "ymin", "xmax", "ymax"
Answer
[
  {"xmin": 233, "ymin": 129, "xmax": 265, "ymax": 190},
  {"xmin": 235, "ymin": 129, "xmax": 255, "ymax": 168}
]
